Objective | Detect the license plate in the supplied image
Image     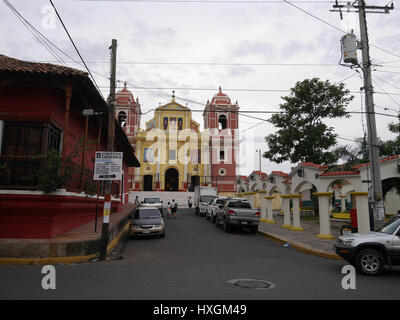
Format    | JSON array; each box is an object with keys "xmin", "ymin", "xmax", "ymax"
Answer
[
  {"xmin": 142, "ymin": 230, "xmax": 150, "ymax": 234},
  {"xmin": 241, "ymin": 221, "xmax": 248, "ymax": 225}
]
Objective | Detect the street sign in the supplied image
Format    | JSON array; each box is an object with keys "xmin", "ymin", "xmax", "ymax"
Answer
[{"xmin": 94, "ymin": 152, "xmax": 123, "ymax": 181}]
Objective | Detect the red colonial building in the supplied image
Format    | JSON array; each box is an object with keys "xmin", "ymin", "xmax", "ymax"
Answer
[{"xmin": 0, "ymin": 54, "xmax": 140, "ymax": 239}]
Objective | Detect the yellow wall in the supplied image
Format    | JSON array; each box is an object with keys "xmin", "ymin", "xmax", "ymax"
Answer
[{"xmin": 134, "ymin": 100, "xmax": 205, "ymax": 191}]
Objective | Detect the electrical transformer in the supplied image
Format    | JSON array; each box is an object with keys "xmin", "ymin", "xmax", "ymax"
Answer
[{"xmin": 341, "ymin": 33, "xmax": 358, "ymax": 65}]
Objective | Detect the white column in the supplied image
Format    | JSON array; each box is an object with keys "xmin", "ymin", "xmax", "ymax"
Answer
[
  {"xmin": 315, "ymin": 193, "xmax": 335, "ymax": 239},
  {"xmin": 261, "ymin": 196, "xmax": 267, "ymax": 221},
  {"xmin": 351, "ymin": 192, "xmax": 371, "ymax": 233},
  {"xmin": 264, "ymin": 196, "xmax": 276, "ymax": 223},
  {"xmin": 340, "ymin": 195, "xmax": 347, "ymax": 212},
  {"xmin": 291, "ymin": 195, "xmax": 304, "ymax": 231},
  {"xmin": 281, "ymin": 195, "xmax": 291, "ymax": 229}
]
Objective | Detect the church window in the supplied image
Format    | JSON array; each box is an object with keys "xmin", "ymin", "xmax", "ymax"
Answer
[
  {"xmin": 218, "ymin": 115, "xmax": 227, "ymax": 130},
  {"xmin": 118, "ymin": 111, "xmax": 127, "ymax": 127},
  {"xmin": 220, "ymin": 150, "xmax": 225, "ymax": 161}
]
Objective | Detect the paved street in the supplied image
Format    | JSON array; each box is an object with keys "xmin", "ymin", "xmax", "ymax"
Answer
[{"xmin": 0, "ymin": 209, "xmax": 399, "ymax": 300}]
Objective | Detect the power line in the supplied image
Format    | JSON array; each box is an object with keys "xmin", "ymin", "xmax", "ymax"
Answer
[
  {"xmin": 282, "ymin": 0, "xmax": 400, "ymax": 60},
  {"xmin": 101, "ymin": 84, "xmax": 400, "ymax": 96},
  {"xmin": 36, "ymin": 60, "xmax": 341, "ymax": 67},
  {"xmin": 49, "ymin": 0, "xmax": 104, "ymax": 99},
  {"xmin": 372, "ymin": 78, "xmax": 400, "ymax": 109},
  {"xmin": 3, "ymin": 0, "xmax": 67, "ymax": 66},
  {"xmin": 373, "ymin": 75, "xmax": 400, "ymax": 91}
]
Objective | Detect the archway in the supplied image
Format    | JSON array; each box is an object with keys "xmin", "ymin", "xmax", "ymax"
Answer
[
  {"xmin": 165, "ymin": 168, "xmax": 179, "ymax": 191},
  {"xmin": 383, "ymin": 177, "xmax": 400, "ymax": 216},
  {"xmin": 327, "ymin": 179, "xmax": 355, "ymax": 213}
]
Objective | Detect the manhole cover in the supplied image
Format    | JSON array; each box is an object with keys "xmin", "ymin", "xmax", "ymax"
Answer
[{"xmin": 226, "ymin": 279, "xmax": 276, "ymax": 290}]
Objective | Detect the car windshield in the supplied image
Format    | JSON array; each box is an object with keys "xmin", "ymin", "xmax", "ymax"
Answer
[
  {"xmin": 134, "ymin": 209, "xmax": 161, "ymax": 219},
  {"xmin": 376, "ymin": 215, "xmax": 400, "ymax": 235},
  {"xmin": 201, "ymin": 195, "xmax": 217, "ymax": 204},
  {"xmin": 143, "ymin": 198, "xmax": 161, "ymax": 203},
  {"xmin": 216, "ymin": 199, "xmax": 227, "ymax": 205},
  {"xmin": 228, "ymin": 201, "xmax": 252, "ymax": 209}
]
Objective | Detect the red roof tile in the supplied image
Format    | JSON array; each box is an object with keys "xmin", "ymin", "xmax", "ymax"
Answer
[
  {"xmin": 353, "ymin": 155, "xmax": 400, "ymax": 169},
  {"xmin": 0, "ymin": 54, "xmax": 87, "ymax": 77},
  {"xmin": 300, "ymin": 162, "xmax": 328, "ymax": 170},
  {"xmin": 251, "ymin": 171, "xmax": 268, "ymax": 179},
  {"xmin": 271, "ymin": 171, "xmax": 289, "ymax": 177},
  {"xmin": 319, "ymin": 171, "xmax": 360, "ymax": 177}
]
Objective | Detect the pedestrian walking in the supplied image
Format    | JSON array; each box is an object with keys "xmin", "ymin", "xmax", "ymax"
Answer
[
  {"xmin": 187, "ymin": 196, "xmax": 193, "ymax": 209},
  {"xmin": 167, "ymin": 202, "xmax": 171, "ymax": 218},
  {"xmin": 171, "ymin": 199, "xmax": 178, "ymax": 219},
  {"xmin": 135, "ymin": 196, "xmax": 140, "ymax": 206}
]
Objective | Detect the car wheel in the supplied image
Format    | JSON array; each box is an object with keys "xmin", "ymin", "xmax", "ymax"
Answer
[
  {"xmin": 223, "ymin": 219, "xmax": 231, "ymax": 233},
  {"xmin": 355, "ymin": 249, "xmax": 385, "ymax": 276}
]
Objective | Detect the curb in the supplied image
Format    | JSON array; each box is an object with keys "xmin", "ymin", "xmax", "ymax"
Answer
[
  {"xmin": 257, "ymin": 230, "xmax": 343, "ymax": 261},
  {"xmin": 0, "ymin": 220, "xmax": 131, "ymax": 266}
]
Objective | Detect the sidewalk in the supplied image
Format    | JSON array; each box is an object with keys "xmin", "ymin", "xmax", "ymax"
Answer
[
  {"xmin": 258, "ymin": 215, "xmax": 345, "ymax": 260},
  {"xmin": 0, "ymin": 204, "xmax": 136, "ymax": 265}
]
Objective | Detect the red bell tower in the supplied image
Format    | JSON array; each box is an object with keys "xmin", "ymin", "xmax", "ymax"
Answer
[
  {"xmin": 115, "ymin": 82, "xmax": 141, "ymax": 147},
  {"xmin": 203, "ymin": 87, "xmax": 239, "ymax": 193}
]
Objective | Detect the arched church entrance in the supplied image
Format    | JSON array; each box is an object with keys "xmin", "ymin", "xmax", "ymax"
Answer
[{"xmin": 165, "ymin": 168, "xmax": 179, "ymax": 191}]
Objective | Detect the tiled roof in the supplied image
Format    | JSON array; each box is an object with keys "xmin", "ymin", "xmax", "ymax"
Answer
[
  {"xmin": 353, "ymin": 155, "xmax": 400, "ymax": 169},
  {"xmin": 0, "ymin": 54, "xmax": 87, "ymax": 77},
  {"xmin": 251, "ymin": 171, "xmax": 268, "ymax": 179},
  {"xmin": 300, "ymin": 162, "xmax": 328, "ymax": 170},
  {"xmin": 319, "ymin": 171, "xmax": 360, "ymax": 177},
  {"xmin": 271, "ymin": 171, "xmax": 289, "ymax": 177}
]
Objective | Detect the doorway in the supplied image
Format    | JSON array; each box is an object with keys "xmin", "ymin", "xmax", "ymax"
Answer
[
  {"xmin": 143, "ymin": 175, "xmax": 153, "ymax": 191},
  {"xmin": 165, "ymin": 168, "xmax": 179, "ymax": 191}
]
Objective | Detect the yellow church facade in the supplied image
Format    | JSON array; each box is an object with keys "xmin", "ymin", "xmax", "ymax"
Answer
[{"xmin": 132, "ymin": 98, "xmax": 207, "ymax": 192}]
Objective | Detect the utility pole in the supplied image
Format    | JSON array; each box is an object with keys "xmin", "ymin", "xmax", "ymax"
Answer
[
  {"xmin": 256, "ymin": 149, "xmax": 261, "ymax": 172},
  {"xmin": 331, "ymin": 0, "xmax": 393, "ymax": 229},
  {"xmin": 99, "ymin": 39, "xmax": 117, "ymax": 260}
]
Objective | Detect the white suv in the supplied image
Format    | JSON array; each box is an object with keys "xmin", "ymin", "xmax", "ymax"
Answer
[{"xmin": 334, "ymin": 214, "xmax": 400, "ymax": 275}]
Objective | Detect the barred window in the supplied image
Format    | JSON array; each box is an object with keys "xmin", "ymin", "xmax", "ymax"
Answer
[{"xmin": 0, "ymin": 122, "xmax": 61, "ymax": 187}]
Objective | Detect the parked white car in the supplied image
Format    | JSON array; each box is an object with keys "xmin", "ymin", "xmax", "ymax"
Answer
[
  {"xmin": 206, "ymin": 197, "xmax": 230, "ymax": 223},
  {"xmin": 141, "ymin": 197, "xmax": 164, "ymax": 216}
]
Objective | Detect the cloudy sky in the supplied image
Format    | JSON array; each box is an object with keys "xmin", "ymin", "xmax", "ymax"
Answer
[{"xmin": 2, "ymin": 0, "xmax": 400, "ymax": 176}]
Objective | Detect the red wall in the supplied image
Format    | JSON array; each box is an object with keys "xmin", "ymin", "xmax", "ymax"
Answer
[{"xmin": 0, "ymin": 81, "xmax": 133, "ymax": 238}]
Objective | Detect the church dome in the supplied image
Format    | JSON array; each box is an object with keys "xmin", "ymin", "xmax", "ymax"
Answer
[
  {"xmin": 210, "ymin": 86, "xmax": 231, "ymax": 106},
  {"xmin": 116, "ymin": 82, "xmax": 135, "ymax": 105}
]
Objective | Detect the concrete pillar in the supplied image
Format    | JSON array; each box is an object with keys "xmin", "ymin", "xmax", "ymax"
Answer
[
  {"xmin": 340, "ymin": 195, "xmax": 347, "ymax": 212},
  {"xmin": 246, "ymin": 192, "xmax": 256, "ymax": 209},
  {"xmin": 261, "ymin": 196, "xmax": 267, "ymax": 221},
  {"xmin": 291, "ymin": 195, "xmax": 303, "ymax": 231},
  {"xmin": 263, "ymin": 196, "xmax": 275, "ymax": 223},
  {"xmin": 350, "ymin": 192, "xmax": 371, "ymax": 233},
  {"xmin": 280, "ymin": 195, "xmax": 291, "ymax": 229},
  {"xmin": 314, "ymin": 192, "xmax": 334, "ymax": 240}
]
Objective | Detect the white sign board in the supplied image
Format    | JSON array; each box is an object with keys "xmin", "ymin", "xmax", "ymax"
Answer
[{"xmin": 94, "ymin": 152, "xmax": 123, "ymax": 181}]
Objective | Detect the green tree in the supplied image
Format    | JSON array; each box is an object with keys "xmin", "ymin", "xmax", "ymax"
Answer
[
  {"xmin": 379, "ymin": 113, "xmax": 400, "ymax": 157},
  {"xmin": 263, "ymin": 78, "xmax": 353, "ymax": 165}
]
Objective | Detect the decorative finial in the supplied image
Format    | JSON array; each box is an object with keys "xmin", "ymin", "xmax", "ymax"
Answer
[
  {"xmin": 172, "ymin": 90, "xmax": 175, "ymax": 102},
  {"xmin": 124, "ymin": 81, "xmax": 127, "ymax": 89},
  {"xmin": 219, "ymin": 86, "xmax": 222, "ymax": 93}
]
